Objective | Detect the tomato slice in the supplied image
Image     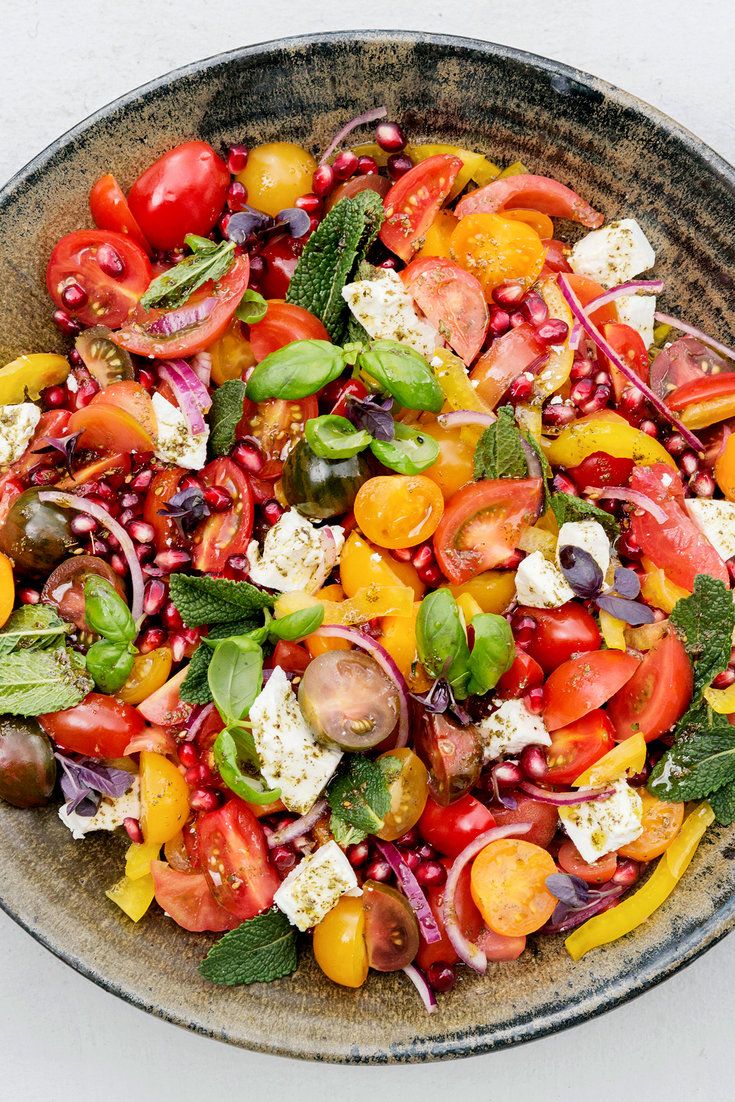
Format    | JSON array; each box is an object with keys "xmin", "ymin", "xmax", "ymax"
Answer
[
  {"xmin": 629, "ymin": 463, "xmax": 729, "ymax": 589},
  {"xmin": 193, "ymin": 458, "xmax": 254, "ymax": 572},
  {"xmin": 496, "ymin": 649, "xmax": 544, "ymax": 699},
  {"xmin": 39, "ymin": 693, "xmax": 145, "ymax": 759},
  {"xmin": 602, "ymin": 322, "xmax": 649, "ymax": 401},
  {"xmin": 607, "ymin": 631, "xmax": 693, "ymax": 742},
  {"xmin": 433, "ymin": 478, "xmax": 543, "ymax": 584},
  {"xmin": 543, "ymin": 650, "xmax": 640, "ymax": 732},
  {"xmin": 137, "ymin": 668, "xmax": 191, "ymax": 729},
  {"xmin": 114, "ymin": 255, "xmax": 250, "ymax": 359},
  {"xmin": 418, "ymin": 793, "xmax": 496, "ymax": 858},
  {"xmin": 249, "ymin": 301, "xmax": 330, "ymax": 361},
  {"xmin": 469, "ymin": 322, "xmax": 545, "ymax": 408},
  {"xmin": 57, "ymin": 452, "xmax": 131, "ymax": 491},
  {"xmin": 454, "ymin": 173, "xmax": 604, "ymax": 228},
  {"xmin": 540, "ymin": 238, "xmax": 572, "ymax": 274},
  {"xmin": 667, "ymin": 372, "xmax": 735, "ymax": 410},
  {"xmin": 539, "ymin": 709, "xmax": 615, "ymax": 786},
  {"xmin": 237, "ymin": 395, "xmax": 318, "ymax": 480},
  {"xmin": 68, "ymin": 380, "xmax": 156, "ymax": 453},
  {"xmin": 517, "ymin": 604, "xmax": 602, "ymax": 674},
  {"xmin": 267, "ymin": 639, "xmax": 311, "ymax": 676},
  {"xmin": 143, "ymin": 467, "xmax": 187, "ymax": 553},
  {"xmin": 46, "ymin": 229, "xmax": 152, "ymax": 329},
  {"xmin": 380, "ymin": 155, "xmax": 462, "ymax": 262},
  {"xmin": 400, "ymin": 257, "xmax": 488, "ymax": 365},
  {"xmin": 490, "ymin": 794, "xmax": 559, "ymax": 848},
  {"xmin": 197, "ymin": 798, "xmax": 281, "ymax": 920},
  {"xmin": 150, "ymin": 861, "xmax": 240, "ymax": 932},
  {"xmin": 89, "ymin": 174, "xmax": 151, "ymax": 254},
  {"xmin": 557, "ymin": 841, "xmax": 617, "ymax": 884},
  {"xmin": 567, "ymin": 450, "xmax": 635, "ymax": 491},
  {"xmin": 564, "ymin": 274, "xmax": 618, "ymax": 326}
]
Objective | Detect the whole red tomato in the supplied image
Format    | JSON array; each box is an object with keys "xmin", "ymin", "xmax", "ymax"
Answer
[{"xmin": 128, "ymin": 141, "xmax": 229, "ymax": 251}]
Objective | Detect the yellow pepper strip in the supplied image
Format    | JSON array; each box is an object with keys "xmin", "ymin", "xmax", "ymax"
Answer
[
  {"xmin": 0, "ymin": 553, "xmax": 14, "ymax": 629},
  {"xmin": 543, "ymin": 411, "xmax": 677, "ymax": 470},
  {"xmin": 680, "ymin": 393, "xmax": 735, "ymax": 431},
  {"xmin": 640, "ymin": 557, "xmax": 691, "ymax": 614},
  {"xmin": 276, "ymin": 584, "xmax": 413, "ymax": 626},
  {"xmin": 625, "ymin": 619, "xmax": 669, "ymax": 652},
  {"xmin": 406, "ymin": 144, "xmax": 496, "ymax": 199},
  {"xmin": 0, "ymin": 353, "xmax": 69, "ymax": 404},
  {"xmin": 704, "ymin": 682, "xmax": 735, "ymax": 714},
  {"xmin": 498, "ymin": 160, "xmax": 529, "ymax": 178},
  {"xmin": 456, "ymin": 592, "xmax": 484, "ymax": 624},
  {"xmin": 125, "ymin": 840, "xmax": 161, "ymax": 881},
  {"xmin": 471, "ymin": 157, "xmax": 502, "ymax": 187},
  {"xmin": 433, "ymin": 348, "xmax": 494, "ymax": 414},
  {"xmin": 106, "ymin": 872, "xmax": 155, "ymax": 923},
  {"xmin": 599, "ymin": 608, "xmax": 627, "ymax": 651},
  {"xmin": 574, "ymin": 734, "xmax": 647, "ymax": 788},
  {"xmin": 565, "ymin": 802, "xmax": 714, "ymax": 960},
  {"xmin": 534, "ymin": 279, "xmax": 574, "ymax": 399}
]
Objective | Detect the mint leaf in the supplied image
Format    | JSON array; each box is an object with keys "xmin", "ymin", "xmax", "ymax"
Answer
[
  {"xmin": 649, "ymin": 722, "xmax": 735, "ymax": 802},
  {"xmin": 327, "ymin": 754, "xmax": 392, "ymax": 837},
  {"xmin": 670, "ymin": 575, "xmax": 735, "ymax": 698},
  {"xmin": 550, "ymin": 491, "xmax": 620, "ymax": 540},
  {"xmin": 140, "ymin": 239, "xmax": 235, "ymax": 310},
  {"xmin": 169, "ymin": 574, "xmax": 273, "ymax": 628},
  {"xmin": 286, "ymin": 190, "xmax": 385, "ymax": 341},
  {"xmin": 209, "ymin": 379, "xmax": 247, "ymax": 458},
  {"xmin": 473, "ymin": 406, "xmax": 529, "ymax": 480},
  {"xmin": 180, "ymin": 621, "xmax": 258, "ymax": 705},
  {"xmin": 0, "ymin": 647, "xmax": 92, "ymax": 716},
  {"xmin": 709, "ymin": 781, "xmax": 735, "ymax": 825},
  {"xmin": 199, "ymin": 908, "xmax": 297, "ymax": 986},
  {"xmin": 0, "ymin": 606, "xmax": 69, "ymax": 656}
]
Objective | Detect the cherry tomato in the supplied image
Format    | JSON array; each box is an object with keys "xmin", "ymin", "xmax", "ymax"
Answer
[
  {"xmin": 257, "ymin": 235, "xmax": 304, "ymax": 299},
  {"xmin": 40, "ymin": 554, "xmax": 124, "ymax": 632},
  {"xmin": 414, "ymin": 714, "xmax": 483, "ymax": 806},
  {"xmin": 491, "ymin": 795, "xmax": 559, "ymax": 848},
  {"xmin": 193, "ymin": 458, "xmax": 254, "ymax": 572},
  {"xmin": 46, "ymin": 229, "xmax": 152, "ymax": 329},
  {"xmin": 418, "ymin": 793, "xmax": 496, "ymax": 858},
  {"xmin": 564, "ymin": 274, "xmax": 618, "ymax": 326},
  {"xmin": 450, "ymin": 213, "xmax": 545, "ymax": 299},
  {"xmin": 454, "ymin": 173, "xmax": 603, "ymax": 229},
  {"xmin": 650, "ymin": 336, "xmax": 720, "ymax": 399},
  {"xmin": 363, "ymin": 880, "xmax": 420, "ymax": 971},
  {"xmin": 40, "ymin": 693, "xmax": 145, "ymax": 759},
  {"xmin": 421, "ymin": 420, "xmax": 475, "ymax": 500},
  {"xmin": 137, "ymin": 668, "xmax": 190, "ymax": 729},
  {"xmin": 68, "ymin": 380, "xmax": 156, "ymax": 453},
  {"xmin": 325, "ymin": 173, "xmax": 391, "ymax": 212},
  {"xmin": 128, "ymin": 141, "xmax": 229, "ymax": 250},
  {"xmin": 540, "ymin": 238, "xmax": 572, "ymax": 274},
  {"xmin": 150, "ymin": 861, "xmax": 239, "ymax": 932},
  {"xmin": 339, "ymin": 530, "xmax": 424, "ymax": 599},
  {"xmin": 114, "ymin": 255, "xmax": 250, "ymax": 359},
  {"xmin": 448, "ymin": 570, "xmax": 516, "ymax": 614},
  {"xmin": 249, "ymin": 302, "xmax": 330, "ymax": 362},
  {"xmin": 602, "ymin": 322, "xmax": 649, "ymax": 401},
  {"xmin": 89, "ymin": 174, "xmax": 151, "ymax": 254},
  {"xmin": 236, "ymin": 142, "xmax": 316, "ymax": 217},
  {"xmin": 139, "ymin": 750, "xmax": 190, "ymax": 845},
  {"xmin": 328, "ymin": 379, "xmax": 369, "ymax": 417},
  {"xmin": 715, "ymin": 432, "xmax": 735, "ymax": 501},
  {"xmin": 471, "ymin": 838, "xmax": 557, "ymax": 936},
  {"xmin": 470, "ymin": 321, "xmax": 546, "ymax": 408},
  {"xmin": 400, "ymin": 257, "xmax": 488, "ymax": 364},
  {"xmin": 143, "ymin": 468, "xmax": 187, "ymax": 553},
  {"xmin": 209, "ymin": 319, "xmax": 256, "ymax": 385},
  {"xmin": 267, "ymin": 639, "xmax": 311, "ymax": 676},
  {"xmin": 237, "ymin": 395, "xmax": 318, "ymax": 480},
  {"xmin": 416, "ymin": 865, "xmax": 483, "ymax": 970},
  {"xmin": 380, "ymin": 154, "xmax": 462, "ymax": 261},
  {"xmin": 543, "ymin": 650, "xmax": 640, "ymax": 732},
  {"xmin": 667, "ymin": 373, "xmax": 735, "ymax": 410},
  {"xmin": 417, "ymin": 209, "xmax": 458, "ymax": 260},
  {"xmin": 197, "ymin": 797, "xmax": 281, "ymax": 920},
  {"xmin": 518, "ymin": 603, "xmax": 602, "ymax": 674},
  {"xmin": 375, "ymin": 748, "xmax": 429, "ymax": 841},
  {"xmin": 496, "ymin": 649, "xmax": 544, "ymax": 699},
  {"xmin": 617, "ymin": 791, "xmax": 684, "ymax": 861},
  {"xmin": 557, "ymin": 841, "xmax": 617, "ymax": 884},
  {"xmin": 119, "ymin": 647, "xmax": 173, "ymax": 706},
  {"xmin": 312, "ymin": 894, "xmax": 368, "ymax": 988},
  {"xmin": 607, "ymin": 631, "xmax": 693, "ymax": 742},
  {"xmin": 476, "ymin": 925, "xmax": 527, "ymax": 961},
  {"xmin": 500, "ymin": 208, "xmax": 554, "ymax": 239},
  {"xmin": 57, "ymin": 452, "xmax": 131, "ymax": 492},
  {"xmin": 354, "ymin": 475, "xmax": 445, "ymax": 549},
  {"xmin": 567, "ymin": 450, "xmax": 635, "ymax": 491},
  {"xmin": 433, "ymin": 478, "xmax": 543, "ymax": 584},
  {"xmin": 539, "ymin": 710, "xmax": 616, "ymax": 786}
]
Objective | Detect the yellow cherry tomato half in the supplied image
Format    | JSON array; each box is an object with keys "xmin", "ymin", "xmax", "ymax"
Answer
[
  {"xmin": 378, "ymin": 602, "xmax": 432, "ymax": 691},
  {"xmin": 617, "ymin": 791, "xmax": 684, "ymax": 862},
  {"xmin": 209, "ymin": 319, "xmax": 256, "ymax": 385},
  {"xmin": 450, "ymin": 212, "xmax": 545, "ymax": 299},
  {"xmin": 639, "ymin": 557, "xmax": 691, "ymax": 614},
  {"xmin": 0, "ymin": 552, "xmax": 14, "ymax": 628},
  {"xmin": 312, "ymin": 894, "xmax": 369, "ymax": 988},
  {"xmin": 354, "ymin": 476, "xmax": 445, "ymax": 549},
  {"xmin": 422, "ymin": 420, "xmax": 475, "ymax": 500},
  {"xmin": 236, "ymin": 142, "xmax": 317, "ymax": 217},
  {"xmin": 139, "ymin": 750, "xmax": 190, "ymax": 846},
  {"xmin": 543, "ymin": 411, "xmax": 676, "ymax": 469},
  {"xmin": 118, "ymin": 646, "xmax": 173, "ymax": 705},
  {"xmin": 448, "ymin": 570, "xmax": 517, "ymax": 614},
  {"xmin": 339, "ymin": 530, "xmax": 424, "ymax": 599},
  {"xmin": 416, "ymin": 209, "xmax": 458, "ymax": 258},
  {"xmin": 376, "ymin": 748, "xmax": 430, "ymax": 841},
  {"xmin": 0, "ymin": 353, "xmax": 69, "ymax": 404}
]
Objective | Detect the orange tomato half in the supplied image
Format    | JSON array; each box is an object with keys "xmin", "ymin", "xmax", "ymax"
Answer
[
  {"xmin": 471, "ymin": 838, "xmax": 557, "ymax": 936},
  {"xmin": 450, "ymin": 213, "xmax": 545, "ymax": 299}
]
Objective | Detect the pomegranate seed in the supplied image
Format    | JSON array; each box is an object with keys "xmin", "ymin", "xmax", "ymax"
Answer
[
  {"xmin": 397, "ymin": 828, "xmax": 419, "ymax": 848},
  {"xmin": 346, "ymin": 841, "xmax": 370, "ymax": 867},
  {"xmin": 179, "ymin": 473, "xmax": 203, "ymax": 493},
  {"xmin": 123, "ymin": 817, "xmax": 144, "ymax": 844},
  {"xmin": 552, "ymin": 472, "xmax": 576, "ymax": 496},
  {"xmin": 224, "ymin": 554, "xmax": 250, "ymax": 578},
  {"xmin": 492, "ymin": 282, "xmax": 526, "ymax": 308},
  {"xmin": 665, "ymin": 433, "xmax": 687, "ymax": 457},
  {"xmin": 170, "ymin": 632, "xmax": 188, "ymax": 663},
  {"xmin": 162, "ymin": 601, "xmax": 184, "ymax": 630},
  {"xmin": 203, "ymin": 485, "xmax": 232, "ymax": 511},
  {"xmin": 332, "ymin": 150, "xmax": 358, "ymax": 180},
  {"xmin": 190, "ymin": 788, "xmax": 221, "ymax": 812},
  {"xmin": 97, "ymin": 243, "xmax": 125, "ymax": 278},
  {"xmin": 61, "ymin": 282, "xmax": 87, "ymax": 310},
  {"xmin": 488, "ymin": 305, "xmax": 511, "ymax": 337},
  {"xmin": 535, "ymin": 318, "xmax": 569, "ymax": 345},
  {"xmin": 272, "ymin": 845, "xmax": 298, "ymax": 873},
  {"xmin": 27, "ymin": 466, "xmax": 57, "ymax": 486},
  {"xmin": 53, "ymin": 309, "xmax": 81, "ymax": 336},
  {"xmin": 184, "ymin": 764, "xmax": 206, "ymax": 786},
  {"xmin": 492, "ymin": 761, "xmax": 523, "ymax": 788},
  {"xmin": 357, "ymin": 155, "xmax": 379, "ymax": 175},
  {"xmin": 418, "ymin": 563, "xmax": 443, "ymax": 586},
  {"xmin": 411, "ymin": 545, "xmax": 434, "ymax": 571},
  {"xmin": 524, "ymin": 686, "xmax": 545, "ymax": 714},
  {"xmin": 628, "ymin": 762, "xmax": 651, "ymax": 787},
  {"xmin": 143, "ymin": 578, "xmax": 167, "ymax": 616},
  {"xmin": 508, "ymin": 373, "xmax": 533, "ymax": 402},
  {"xmin": 119, "ymin": 509, "xmax": 136, "ymax": 529},
  {"xmin": 578, "ymin": 384, "xmax": 611, "ymax": 416},
  {"xmin": 128, "ymin": 519, "xmax": 155, "ymax": 544},
  {"xmin": 375, "ymin": 121, "xmax": 406, "ymax": 153},
  {"xmin": 427, "ymin": 962, "xmax": 456, "ymax": 994},
  {"xmin": 135, "ymin": 543, "xmax": 155, "ymax": 564},
  {"xmin": 232, "ymin": 440, "xmax": 265, "ymax": 474},
  {"xmin": 308, "ymin": 215, "xmax": 321, "ymax": 235},
  {"xmin": 680, "ymin": 451, "xmax": 699, "ymax": 477},
  {"xmin": 542, "ymin": 400, "xmax": 577, "ymax": 427},
  {"xmin": 520, "ymin": 743, "xmax": 548, "ymax": 778},
  {"xmin": 712, "ymin": 669, "xmax": 735, "ymax": 690},
  {"xmin": 18, "ymin": 587, "xmax": 40, "ymax": 605},
  {"xmin": 130, "ymin": 468, "xmax": 154, "ymax": 492},
  {"xmin": 416, "ymin": 861, "xmax": 446, "ymax": 888},
  {"xmin": 618, "ymin": 385, "xmax": 645, "ymax": 413},
  {"xmin": 570, "ymin": 361, "xmax": 594, "ymax": 384},
  {"xmin": 312, "ymin": 164, "xmax": 335, "ymax": 197},
  {"xmin": 691, "ymin": 470, "xmax": 716, "ymax": 498},
  {"xmin": 178, "ymin": 743, "xmax": 199, "ymax": 768},
  {"xmin": 639, "ymin": 419, "xmax": 658, "ymax": 437},
  {"xmin": 295, "ymin": 193, "xmax": 322, "ymax": 215},
  {"xmin": 70, "ymin": 514, "xmax": 97, "ymax": 536},
  {"xmin": 110, "ymin": 553, "xmax": 127, "ymax": 577},
  {"xmin": 617, "ymin": 527, "xmax": 642, "ymax": 560},
  {"xmin": 511, "ymin": 614, "xmax": 537, "ymax": 646},
  {"xmin": 227, "ymin": 144, "xmax": 248, "ymax": 174},
  {"xmin": 417, "ymin": 843, "xmax": 436, "ymax": 860},
  {"xmin": 155, "ymin": 549, "xmax": 191, "ymax": 572},
  {"xmin": 74, "ymin": 381, "xmax": 99, "ymax": 409},
  {"xmin": 593, "ymin": 370, "xmax": 610, "ymax": 387},
  {"xmin": 227, "ymin": 181, "xmax": 248, "ymax": 212},
  {"xmin": 43, "ymin": 384, "xmax": 67, "ymax": 408},
  {"xmin": 387, "ymin": 153, "xmax": 413, "ymax": 180},
  {"xmin": 509, "ymin": 312, "xmax": 527, "ymax": 330},
  {"xmin": 378, "ymin": 257, "xmax": 398, "ymax": 270},
  {"xmin": 612, "ymin": 859, "xmax": 640, "ymax": 888},
  {"xmin": 364, "ymin": 858, "xmax": 392, "ymax": 883},
  {"xmin": 263, "ymin": 499, "xmax": 284, "ymax": 526},
  {"xmin": 120, "ymin": 492, "xmax": 141, "ymax": 511},
  {"xmin": 571, "ymin": 378, "xmax": 595, "ymax": 406},
  {"xmin": 520, "ymin": 291, "xmax": 548, "ymax": 326},
  {"xmin": 139, "ymin": 627, "xmax": 167, "ymax": 653},
  {"xmin": 390, "ymin": 547, "xmax": 413, "ymax": 563},
  {"xmin": 68, "ymin": 349, "xmax": 83, "ymax": 368}
]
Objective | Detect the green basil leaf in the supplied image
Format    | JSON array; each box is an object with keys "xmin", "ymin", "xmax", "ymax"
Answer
[
  {"xmin": 83, "ymin": 576, "xmax": 135, "ymax": 644},
  {"xmin": 85, "ymin": 639, "xmax": 135, "ymax": 694},
  {"xmin": 246, "ymin": 340, "xmax": 346, "ymax": 401},
  {"xmin": 370, "ymin": 422, "xmax": 439, "ymax": 474},
  {"xmin": 416, "ymin": 589, "xmax": 471, "ymax": 698},
  {"xmin": 358, "ymin": 340, "xmax": 444, "ymax": 413},
  {"xmin": 467, "ymin": 613, "xmax": 515, "ymax": 696},
  {"xmin": 235, "ymin": 289, "xmax": 268, "ymax": 324},
  {"xmin": 140, "ymin": 239, "xmax": 235, "ymax": 310},
  {"xmin": 305, "ymin": 415, "xmax": 371, "ymax": 459},
  {"xmin": 207, "ymin": 636, "xmax": 263, "ymax": 725},
  {"xmin": 269, "ymin": 605, "xmax": 325, "ymax": 642},
  {"xmin": 213, "ymin": 726, "xmax": 281, "ymax": 805}
]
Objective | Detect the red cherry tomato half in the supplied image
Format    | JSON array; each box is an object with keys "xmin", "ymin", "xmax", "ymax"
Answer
[
  {"xmin": 607, "ymin": 631, "xmax": 693, "ymax": 743},
  {"xmin": 127, "ymin": 141, "xmax": 230, "ymax": 251},
  {"xmin": 380, "ymin": 154, "xmax": 462, "ymax": 262},
  {"xmin": 143, "ymin": 468, "xmax": 187, "ymax": 554},
  {"xmin": 137, "ymin": 668, "xmax": 191, "ymax": 729},
  {"xmin": 490, "ymin": 794, "xmax": 559, "ymax": 848},
  {"xmin": 567, "ymin": 450, "xmax": 635, "ymax": 491},
  {"xmin": 667, "ymin": 372, "xmax": 735, "ymax": 410},
  {"xmin": 454, "ymin": 173, "xmax": 603, "ymax": 229},
  {"xmin": 237, "ymin": 394, "xmax": 318, "ymax": 480},
  {"xmin": 150, "ymin": 861, "xmax": 239, "ymax": 932},
  {"xmin": 540, "ymin": 238, "xmax": 572, "ymax": 274},
  {"xmin": 434, "ymin": 478, "xmax": 543, "ymax": 584},
  {"xmin": 557, "ymin": 841, "xmax": 617, "ymax": 885},
  {"xmin": 249, "ymin": 301, "xmax": 330, "ymax": 362},
  {"xmin": 538, "ymin": 709, "xmax": 616, "ymax": 786},
  {"xmin": 197, "ymin": 798, "xmax": 281, "ymax": 921},
  {"xmin": 193, "ymin": 458, "xmax": 254, "ymax": 572},
  {"xmin": 564, "ymin": 274, "xmax": 618, "ymax": 327},
  {"xmin": 267, "ymin": 640, "xmax": 311, "ymax": 676},
  {"xmin": 496, "ymin": 649, "xmax": 544, "ymax": 699},
  {"xmin": 418, "ymin": 793, "xmax": 496, "ymax": 858},
  {"xmin": 257, "ymin": 235, "xmax": 304, "ymax": 299},
  {"xmin": 414, "ymin": 714, "xmax": 483, "ymax": 806},
  {"xmin": 46, "ymin": 229, "xmax": 152, "ymax": 329},
  {"xmin": 543, "ymin": 650, "xmax": 640, "ymax": 732},
  {"xmin": 114, "ymin": 254, "xmax": 250, "ymax": 359},
  {"xmin": 470, "ymin": 321, "xmax": 545, "ymax": 409},
  {"xmin": 39, "ymin": 693, "xmax": 145, "ymax": 759},
  {"xmin": 327, "ymin": 379, "xmax": 369, "ymax": 417},
  {"xmin": 400, "ymin": 257, "xmax": 489, "ymax": 365},
  {"xmin": 89, "ymin": 174, "xmax": 151, "ymax": 254},
  {"xmin": 517, "ymin": 603, "xmax": 602, "ymax": 674},
  {"xmin": 602, "ymin": 322, "xmax": 649, "ymax": 401}
]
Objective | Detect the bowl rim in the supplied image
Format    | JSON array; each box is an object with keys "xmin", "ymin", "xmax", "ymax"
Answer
[{"xmin": 1, "ymin": 28, "xmax": 734, "ymax": 1063}]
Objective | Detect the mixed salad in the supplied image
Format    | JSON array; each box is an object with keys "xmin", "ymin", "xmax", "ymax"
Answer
[{"xmin": 2, "ymin": 106, "xmax": 735, "ymax": 1009}]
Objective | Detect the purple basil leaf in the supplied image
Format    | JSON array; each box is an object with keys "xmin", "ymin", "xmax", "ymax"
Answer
[
  {"xmin": 55, "ymin": 752, "xmax": 133, "ymax": 816},
  {"xmin": 346, "ymin": 394, "xmax": 395, "ymax": 441},
  {"xmin": 411, "ymin": 677, "xmax": 472, "ymax": 725},
  {"xmin": 544, "ymin": 885, "xmax": 626, "ymax": 934},
  {"xmin": 34, "ymin": 431, "xmax": 83, "ymax": 477},
  {"xmin": 613, "ymin": 565, "xmax": 641, "ymax": 599},
  {"xmin": 159, "ymin": 487, "xmax": 210, "ymax": 533},
  {"xmin": 596, "ymin": 594, "xmax": 656, "ymax": 625},
  {"xmin": 276, "ymin": 207, "xmax": 311, "ymax": 239},
  {"xmin": 558, "ymin": 545, "xmax": 604, "ymax": 599},
  {"xmin": 545, "ymin": 872, "xmax": 590, "ymax": 907},
  {"xmin": 224, "ymin": 207, "xmax": 274, "ymax": 244},
  {"xmin": 497, "ymin": 790, "xmax": 518, "ymax": 810}
]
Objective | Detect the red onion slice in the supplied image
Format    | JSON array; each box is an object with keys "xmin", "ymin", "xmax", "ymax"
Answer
[
  {"xmin": 158, "ymin": 359, "xmax": 212, "ymax": 435},
  {"xmin": 191, "ymin": 351, "xmax": 213, "ymax": 386},
  {"xmin": 374, "ymin": 840, "xmax": 442, "ymax": 944},
  {"xmin": 518, "ymin": 780, "xmax": 615, "ymax": 806},
  {"xmin": 437, "ymin": 409, "xmax": 497, "ymax": 430},
  {"xmin": 442, "ymin": 822, "xmax": 531, "ymax": 973},
  {"xmin": 39, "ymin": 490, "xmax": 144, "ymax": 624},
  {"xmin": 569, "ymin": 279, "xmax": 664, "ymax": 349},
  {"xmin": 557, "ymin": 274, "xmax": 704, "ymax": 454},
  {"xmin": 146, "ymin": 297, "xmax": 218, "ymax": 337},
  {"xmin": 268, "ymin": 799, "xmax": 328, "ymax": 848},
  {"xmin": 184, "ymin": 702, "xmax": 216, "ymax": 742},
  {"xmin": 312, "ymin": 625, "xmax": 410, "ymax": 748},
  {"xmin": 584, "ymin": 484, "xmax": 667, "ymax": 523},
  {"xmin": 654, "ymin": 312, "xmax": 735, "ymax": 363},
  {"xmin": 402, "ymin": 964, "xmax": 437, "ymax": 1014},
  {"xmin": 320, "ymin": 106, "xmax": 388, "ymax": 165}
]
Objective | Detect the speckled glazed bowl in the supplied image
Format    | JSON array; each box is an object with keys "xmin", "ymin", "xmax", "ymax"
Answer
[{"xmin": 1, "ymin": 30, "xmax": 734, "ymax": 1064}]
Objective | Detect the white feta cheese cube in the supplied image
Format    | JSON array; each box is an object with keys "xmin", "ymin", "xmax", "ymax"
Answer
[
  {"xmin": 684, "ymin": 498, "xmax": 735, "ymax": 562},
  {"xmin": 341, "ymin": 269, "xmax": 442, "ymax": 358},
  {"xmin": 152, "ymin": 392, "xmax": 209, "ymax": 470},
  {"xmin": 515, "ymin": 551, "xmax": 574, "ymax": 608},
  {"xmin": 569, "ymin": 219, "xmax": 655, "ymax": 289},
  {"xmin": 247, "ymin": 508, "xmax": 344, "ymax": 594},
  {"xmin": 556, "ymin": 520, "xmax": 611, "ymax": 578},
  {"xmin": 274, "ymin": 840, "xmax": 358, "ymax": 931},
  {"xmin": 249, "ymin": 666, "xmax": 342, "ymax": 814},
  {"xmin": 615, "ymin": 293, "xmax": 656, "ymax": 350},
  {"xmin": 0, "ymin": 403, "xmax": 41, "ymax": 467},
  {"xmin": 478, "ymin": 699, "xmax": 551, "ymax": 765},
  {"xmin": 559, "ymin": 779, "xmax": 643, "ymax": 863},
  {"xmin": 58, "ymin": 777, "xmax": 140, "ymax": 840}
]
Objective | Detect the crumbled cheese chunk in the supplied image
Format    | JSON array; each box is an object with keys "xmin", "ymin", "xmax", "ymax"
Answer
[
  {"xmin": 559, "ymin": 779, "xmax": 643, "ymax": 863},
  {"xmin": 615, "ymin": 293, "xmax": 656, "ymax": 350},
  {"xmin": 247, "ymin": 509, "xmax": 345, "ymax": 593},
  {"xmin": 556, "ymin": 520, "xmax": 611, "ymax": 578},
  {"xmin": 58, "ymin": 777, "xmax": 140, "ymax": 840},
  {"xmin": 274, "ymin": 840, "xmax": 358, "ymax": 931},
  {"xmin": 515, "ymin": 551, "xmax": 574, "ymax": 608},
  {"xmin": 341, "ymin": 269, "xmax": 442, "ymax": 357},
  {"xmin": 478, "ymin": 699, "xmax": 551, "ymax": 765},
  {"xmin": 151, "ymin": 392, "xmax": 209, "ymax": 470},
  {"xmin": 569, "ymin": 219, "xmax": 655, "ymax": 289},
  {"xmin": 249, "ymin": 666, "xmax": 342, "ymax": 814},
  {"xmin": 684, "ymin": 498, "xmax": 735, "ymax": 562},
  {"xmin": 0, "ymin": 403, "xmax": 41, "ymax": 467}
]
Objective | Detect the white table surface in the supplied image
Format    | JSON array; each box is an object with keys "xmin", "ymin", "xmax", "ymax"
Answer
[{"xmin": 2, "ymin": 2, "xmax": 734, "ymax": 1098}]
